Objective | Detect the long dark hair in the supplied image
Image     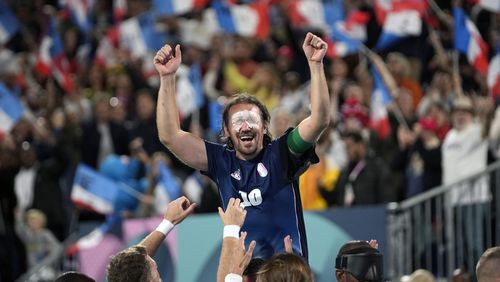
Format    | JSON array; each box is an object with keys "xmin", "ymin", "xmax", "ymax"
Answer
[{"xmin": 220, "ymin": 93, "xmax": 273, "ymax": 149}]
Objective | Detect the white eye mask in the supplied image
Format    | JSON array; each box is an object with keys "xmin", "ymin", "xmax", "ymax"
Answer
[{"xmin": 231, "ymin": 110, "xmax": 262, "ymax": 132}]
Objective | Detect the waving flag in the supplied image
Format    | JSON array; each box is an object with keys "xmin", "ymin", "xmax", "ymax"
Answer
[
  {"xmin": 157, "ymin": 162, "xmax": 183, "ymax": 200},
  {"xmin": 0, "ymin": 1, "xmax": 20, "ymax": 44},
  {"xmin": 60, "ymin": 0, "xmax": 95, "ymax": 33},
  {"xmin": 118, "ymin": 12, "xmax": 166, "ymax": 59},
  {"xmin": 326, "ymin": 28, "xmax": 361, "ymax": 58},
  {"xmin": 0, "ymin": 83, "xmax": 23, "ymax": 133},
  {"xmin": 370, "ymin": 67, "xmax": 392, "ymax": 139},
  {"xmin": 212, "ymin": 1, "xmax": 269, "ymax": 38},
  {"xmin": 374, "ymin": 0, "xmax": 428, "ymax": 24},
  {"xmin": 375, "ymin": 9, "xmax": 422, "ymax": 50},
  {"xmin": 154, "ymin": 0, "xmax": 208, "ymax": 16},
  {"xmin": 71, "ymin": 164, "xmax": 122, "ymax": 214},
  {"xmin": 470, "ymin": 0, "xmax": 500, "ymax": 12},
  {"xmin": 35, "ymin": 19, "xmax": 74, "ymax": 93},
  {"xmin": 288, "ymin": 0, "xmax": 344, "ymax": 31},
  {"xmin": 113, "ymin": 0, "xmax": 127, "ymax": 22},
  {"xmin": 335, "ymin": 11, "xmax": 370, "ymax": 42},
  {"xmin": 453, "ymin": 8, "xmax": 489, "ymax": 75},
  {"xmin": 95, "ymin": 28, "xmax": 119, "ymax": 68},
  {"xmin": 488, "ymin": 47, "xmax": 500, "ymax": 97}
]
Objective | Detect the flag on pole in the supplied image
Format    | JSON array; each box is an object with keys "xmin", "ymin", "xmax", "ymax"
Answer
[
  {"xmin": 71, "ymin": 164, "xmax": 122, "ymax": 214},
  {"xmin": 59, "ymin": 0, "xmax": 95, "ymax": 33},
  {"xmin": 35, "ymin": 19, "xmax": 74, "ymax": 93},
  {"xmin": 288, "ymin": 0, "xmax": 344, "ymax": 31},
  {"xmin": 375, "ymin": 9, "xmax": 422, "ymax": 50},
  {"xmin": 118, "ymin": 11, "xmax": 166, "ymax": 59},
  {"xmin": 212, "ymin": 1, "xmax": 269, "ymax": 38},
  {"xmin": 154, "ymin": 0, "xmax": 208, "ymax": 16},
  {"xmin": 0, "ymin": 0, "xmax": 20, "ymax": 44},
  {"xmin": 453, "ymin": 7, "xmax": 489, "ymax": 75},
  {"xmin": 369, "ymin": 67, "xmax": 392, "ymax": 139},
  {"xmin": 0, "ymin": 83, "xmax": 24, "ymax": 133},
  {"xmin": 488, "ymin": 49, "xmax": 500, "ymax": 97}
]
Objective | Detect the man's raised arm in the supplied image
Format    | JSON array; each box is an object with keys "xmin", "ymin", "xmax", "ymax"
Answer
[
  {"xmin": 155, "ymin": 44, "xmax": 208, "ymax": 171},
  {"xmin": 293, "ymin": 33, "xmax": 330, "ymax": 149}
]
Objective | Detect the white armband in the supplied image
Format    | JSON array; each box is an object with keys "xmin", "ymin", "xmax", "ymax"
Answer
[
  {"xmin": 223, "ymin": 225, "xmax": 240, "ymax": 239},
  {"xmin": 224, "ymin": 273, "xmax": 243, "ymax": 282},
  {"xmin": 155, "ymin": 219, "xmax": 174, "ymax": 236}
]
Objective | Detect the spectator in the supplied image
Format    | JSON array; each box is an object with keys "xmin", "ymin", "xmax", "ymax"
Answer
[
  {"xmin": 476, "ymin": 246, "xmax": 500, "ymax": 282},
  {"xmin": 80, "ymin": 96, "xmax": 130, "ymax": 169},
  {"xmin": 16, "ymin": 209, "xmax": 61, "ymax": 280},
  {"xmin": 55, "ymin": 271, "xmax": 95, "ymax": 282},
  {"xmin": 335, "ymin": 240, "xmax": 383, "ymax": 282},
  {"xmin": 321, "ymin": 131, "xmax": 396, "ymax": 206}
]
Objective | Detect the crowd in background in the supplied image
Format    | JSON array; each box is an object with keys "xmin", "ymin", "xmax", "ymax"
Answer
[{"xmin": 0, "ymin": 0, "xmax": 499, "ymax": 280}]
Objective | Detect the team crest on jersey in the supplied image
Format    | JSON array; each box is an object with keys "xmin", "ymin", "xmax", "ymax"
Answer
[
  {"xmin": 257, "ymin": 163, "xmax": 268, "ymax": 177},
  {"xmin": 231, "ymin": 169, "xmax": 241, "ymax": 180}
]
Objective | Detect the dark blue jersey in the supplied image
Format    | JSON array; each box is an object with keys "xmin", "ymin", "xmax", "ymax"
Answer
[{"xmin": 203, "ymin": 129, "xmax": 318, "ymax": 260}]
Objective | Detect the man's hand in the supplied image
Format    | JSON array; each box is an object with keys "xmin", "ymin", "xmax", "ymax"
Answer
[
  {"xmin": 154, "ymin": 44, "xmax": 182, "ymax": 77},
  {"xmin": 302, "ymin": 32, "xmax": 327, "ymax": 63},
  {"xmin": 284, "ymin": 235, "xmax": 293, "ymax": 253},
  {"xmin": 232, "ymin": 231, "xmax": 256, "ymax": 276},
  {"xmin": 218, "ymin": 198, "xmax": 246, "ymax": 227},
  {"xmin": 164, "ymin": 196, "xmax": 197, "ymax": 225}
]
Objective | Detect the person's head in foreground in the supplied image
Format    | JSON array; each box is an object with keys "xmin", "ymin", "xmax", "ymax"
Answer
[
  {"xmin": 255, "ymin": 253, "xmax": 313, "ymax": 282},
  {"xmin": 107, "ymin": 245, "xmax": 160, "ymax": 282},
  {"xmin": 55, "ymin": 271, "xmax": 96, "ymax": 282},
  {"xmin": 476, "ymin": 246, "xmax": 500, "ymax": 282},
  {"xmin": 221, "ymin": 93, "xmax": 272, "ymax": 160},
  {"xmin": 335, "ymin": 240, "xmax": 383, "ymax": 282}
]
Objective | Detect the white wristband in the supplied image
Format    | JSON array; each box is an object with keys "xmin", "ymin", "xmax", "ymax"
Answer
[
  {"xmin": 225, "ymin": 273, "xmax": 243, "ymax": 282},
  {"xmin": 155, "ymin": 219, "xmax": 174, "ymax": 236},
  {"xmin": 223, "ymin": 225, "xmax": 240, "ymax": 239}
]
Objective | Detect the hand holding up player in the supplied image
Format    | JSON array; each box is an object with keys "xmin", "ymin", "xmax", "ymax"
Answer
[
  {"xmin": 218, "ymin": 198, "xmax": 247, "ymax": 227},
  {"xmin": 164, "ymin": 196, "xmax": 197, "ymax": 225}
]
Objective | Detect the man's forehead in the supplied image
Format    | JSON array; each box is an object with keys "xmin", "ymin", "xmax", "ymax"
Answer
[{"xmin": 229, "ymin": 103, "xmax": 261, "ymax": 116}]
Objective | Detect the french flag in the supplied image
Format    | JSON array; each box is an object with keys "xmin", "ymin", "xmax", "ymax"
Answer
[
  {"xmin": 288, "ymin": 0, "xmax": 344, "ymax": 31},
  {"xmin": 335, "ymin": 11, "xmax": 370, "ymax": 42},
  {"xmin": 470, "ymin": 0, "xmax": 500, "ymax": 12},
  {"xmin": 118, "ymin": 12, "xmax": 166, "ymax": 59},
  {"xmin": 156, "ymin": 162, "xmax": 183, "ymax": 201},
  {"xmin": 60, "ymin": 0, "xmax": 94, "ymax": 33},
  {"xmin": 0, "ymin": 83, "xmax": 24, "ymax": 134},
  {"xmin": 66, "ymin": 213, "xmax": 122, "ymax": 256},
  {"xmin": 488, "ymin": 52, "xmax": 500, "ymax": 97},
  {"xmin": 95, "ymin": 29, "xmax": 118, "ymax": 68},
  {"xmin": 71, "ymin": 164, "xmax": 122, "ymax": 214},
  {"xmin": 326, "ymin": 27, "xmax": 361, "ymax": 58},
  {"xmin": 453, "ymin": 8, "xmax": 489, "ymax": 76},
  {"xmin": 375, "ymin": 9, "xmax": 422, "ymax": 50},
  {"xmin": 35, "ymin": 19, "xmax": 74, "ymax": 93},
  {"xmin": 154, "ymin": 0, "xmax": 208, "ymax": 16},
  {"xmin": 212, "ymin": 1, "xmax": 270, "ymax": 39},
  {"xmin": 370, "ymin": 66, "xmax": 392, "ymax": 140},
  {"xmin": 374, "ymin": 0, "xmax": 428, "ymax": 25},
  {"xmin": 113, "ymin": 0, "xmax": 127, "ymax": 22},
  {"xmin": 0, "ymin": 1, "xmax": 20, "ymax": 45}
]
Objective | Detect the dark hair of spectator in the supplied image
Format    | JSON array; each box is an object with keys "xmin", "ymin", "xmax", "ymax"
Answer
[
  {"xmin": 342, "ymin": 131, "xmax": 365, "ymax": 145},
  {"xmin": 55, "ymin": 271, "xmax": 96, "ymax": 282},
  {"xmin": 107, "ymin": 245, "xmax": 151, "ymax": 282},
  {"xmin": 220, "ymin": 93, "xmax": 272, "ymax": 149}
]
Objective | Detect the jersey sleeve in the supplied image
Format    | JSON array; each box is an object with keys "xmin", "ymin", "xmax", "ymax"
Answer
[
  {"xmin": 278, "ymin": 127, "xmax": 320, "ymax": 181},
  {"xmin": 202, "ymin": 140, "xmax": 225, "ymax": 180}
]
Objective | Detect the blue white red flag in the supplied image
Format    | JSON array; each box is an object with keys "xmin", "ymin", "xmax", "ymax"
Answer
[
  {"xmin": 0, "ymin": 0, "xmax": 20, "ymax": 44},
  {"xmin": 369, "ymin": 66, "xmax": 392, "ymax": 139},
  {"xmin": 0, "ymin": 83, "xmax": 23, "ymax": 133},
  {"xmin": 212, "ymin": 1, "xmax": 269, "ymax": 38},
  {"xmin": 453, "ymin": 7, "xmax": 489, "ymax": 75}
]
